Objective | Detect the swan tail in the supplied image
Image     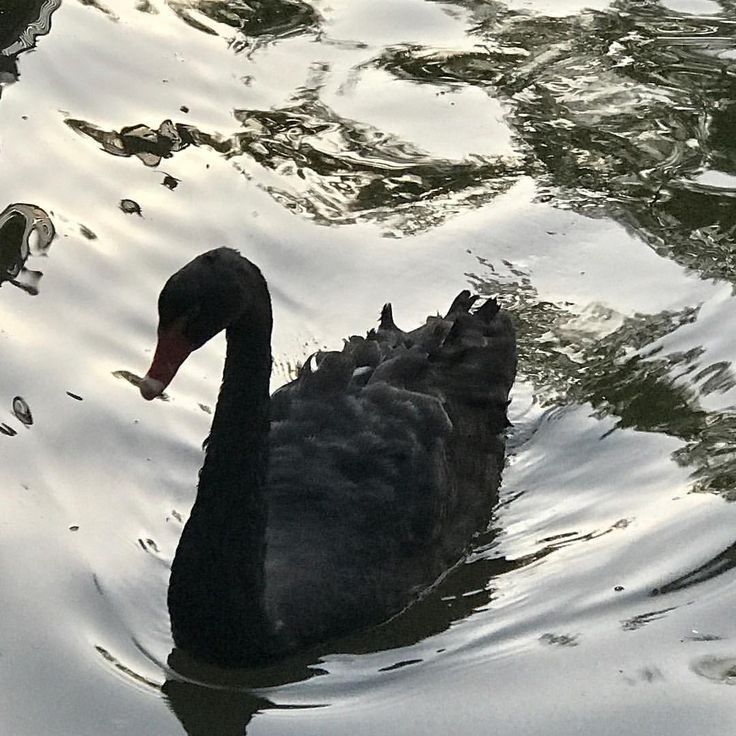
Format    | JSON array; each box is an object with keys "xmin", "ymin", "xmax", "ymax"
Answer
[
  {"xmin": 379, "ymin": 302, "xmax": 400, "ymax": 332},
  {"xmin": 445, "ymin": 290, "xmax": 479, "ymax": 317},
  {"xmin": 473, "ymin": 296, "xmax": 500, "ymax": 322},
  {"xmin": 296, "ymin": 350, "xmax": 355, "ymax": 394}
]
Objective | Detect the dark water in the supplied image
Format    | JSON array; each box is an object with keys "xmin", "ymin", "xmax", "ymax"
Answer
[{"xmin": 2, "ymin": 0, "xmax": 736, "ymax": 733}]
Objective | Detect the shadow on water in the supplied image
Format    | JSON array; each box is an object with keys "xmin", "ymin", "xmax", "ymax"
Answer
[
  {"xmin": 163, "ymin": 645, "xmax": 343, "ymax": 736},
  {"xmin": 163, "ymin": 678, "xmax": 273, "ymax": 736},
  {"xmin": 92, "ymin": 644, "xmax": 289, "ymax": 736}
]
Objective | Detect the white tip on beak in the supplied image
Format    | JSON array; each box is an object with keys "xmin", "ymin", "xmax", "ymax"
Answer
[{"xmin": 139, "ymin": 375, "xmax": 166, "ymax": 401}]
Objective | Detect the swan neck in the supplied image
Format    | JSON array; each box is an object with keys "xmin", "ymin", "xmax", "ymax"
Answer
[
  {"xmin": 169, "ymin": 294, "xmax": 277, "ymax": 665},
  {"xmin": 205, "ymin": 316, "xmax": 272, "ymax": 468}
]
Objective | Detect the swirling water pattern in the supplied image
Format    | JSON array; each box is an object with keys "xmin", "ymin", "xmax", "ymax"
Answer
[{"xmin": 2, "ymin": 1, "xmax": 736, "ymax": 734}]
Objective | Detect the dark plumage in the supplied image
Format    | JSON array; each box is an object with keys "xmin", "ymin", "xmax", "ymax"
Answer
[{"xmin": 139, "ymin": 247, "xmax": 516, "ymax": 666}]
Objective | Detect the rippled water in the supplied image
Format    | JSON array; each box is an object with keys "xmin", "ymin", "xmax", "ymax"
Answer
[{"xmin": 2, "ymin": 0, "xmax": 736, "ymax": 733}]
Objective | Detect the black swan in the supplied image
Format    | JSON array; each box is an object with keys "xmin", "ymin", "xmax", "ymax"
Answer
[{"xmin": 139, "ymin": 248, "xmax": 516, "ymax": 666}]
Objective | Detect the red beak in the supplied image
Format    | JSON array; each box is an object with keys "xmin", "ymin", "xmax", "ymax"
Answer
[{"xmin": 139, "ymin": 322, "xmax": 194, "ymax": 400}]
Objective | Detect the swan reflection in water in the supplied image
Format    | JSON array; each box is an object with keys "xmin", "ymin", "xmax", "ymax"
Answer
[
  {"xmin": 162, "ymin": 645, "xmax": 322, "ymax": 736},
  {"xmin": 163, "ymin": 678, "xmax": 269, "ymax": 736}
]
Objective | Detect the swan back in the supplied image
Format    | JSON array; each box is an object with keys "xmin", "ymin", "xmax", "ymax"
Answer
[{"xmin": 263, "ymin": 292, "xmax": 516, "ymax": 651}]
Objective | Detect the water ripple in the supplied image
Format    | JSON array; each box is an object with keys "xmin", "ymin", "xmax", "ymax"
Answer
[{"xmin": 166, "ymin": 0, "xmax": 321, "ymax": 51}]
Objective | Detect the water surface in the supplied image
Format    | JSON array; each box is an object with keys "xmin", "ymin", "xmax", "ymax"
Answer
[{"xmin": 2, "ymin": 1, "xmax": 736, "ymax": 734}]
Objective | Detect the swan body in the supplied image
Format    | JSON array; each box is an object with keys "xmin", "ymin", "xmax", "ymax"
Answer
[{"xmin": 140, "ymin": 248, "xmax": 516, "ymax": 666}]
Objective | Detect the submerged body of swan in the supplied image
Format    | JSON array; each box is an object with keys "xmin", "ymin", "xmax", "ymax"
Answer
[{"xmin": 140, "ymin": 248, "xmax": 516, "ymax": 666}]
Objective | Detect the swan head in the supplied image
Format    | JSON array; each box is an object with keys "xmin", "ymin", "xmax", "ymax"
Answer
[{"xmin": 139, "ymin": 247, "xmax": 266, "ymax": 400}]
